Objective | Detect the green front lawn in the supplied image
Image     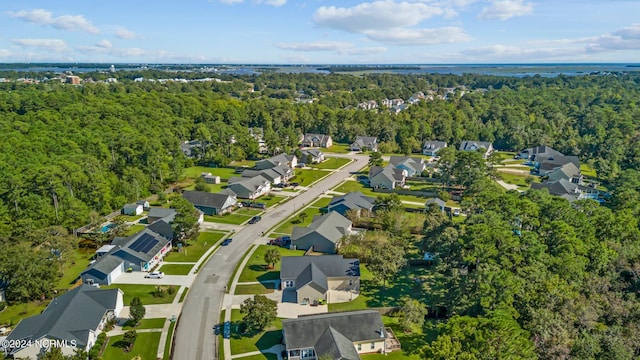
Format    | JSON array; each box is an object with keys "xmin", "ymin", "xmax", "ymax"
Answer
[
  {"xmin": 324, "ymin": 143, "xmax": 352, "ymax": 154},
  {"xmin": 312, "ymin": 157, "xmax": 351, "ymax": 170},
  {"xmin": 259, "ymin": 195, "xmax": 286, "ymax": 208},
  {"xmin": 164, "ymin": 231, "xmax": 225, "ymax": 262},
  {"xmin": 123, "ymin": 317, "xmax": 167, "ymax": 330},
  {"xmin": 204, "ymin": 213, "xmax": 252, "ymax": 225},
  {"xmin": 272, "ymin": 207, "xmax": 319, "ymax": 235},
  {"xmin": 0, "ymin": 300, "xmax": 48, "ymax": 326},
  {"xmin": 234, "ymin": 283, "xmax": 276, "ymax": 295},
  {"xmin": 159, "ymin": 263, "xmax": 194, "ymax": 275},
  {"xmin": 236, "ymin": 208, "xmax": 264, "ymax": 216},
  {"xmin": 234, "ymin": 354, "xmax": 277, "ymax": 360},
  {"xmin": 103, "ymin": 332, "xmax": 161, "ymax": 360},
  {"xmin": 183, "ymin": 166, "xmax": 240, "ymax": 180},
  {"xmin": 104, "ymin": 284, "xmax": 178, "ymax": 305},
  {"xmin": 123, "ymin": 224, "xmax": 146, "ymax": 236},
  {"xmin": 310, "ymin": 197, "xmax": 332, "ymax": 208},
  {"xmin": 238, "ymin": 245, "xmax": 304, "ymax": 283},
  {"xmin": 333, "ymin": 180, "xmax": 377, "ymax": 197},
  {"xmin": 230, "ymin": 309, "xmax": 283, "ymax": 355},
  {"xmin": 291, "ymin": 169, "xmax": 331, "ymax": 187},
  {"xmin": 498, "ymin": 172, "xmax": 532, "ymax": 187}
]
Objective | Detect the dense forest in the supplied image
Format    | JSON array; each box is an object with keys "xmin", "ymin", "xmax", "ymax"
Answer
[{"xmin": 1, "ymin": 71, "xmax": 640, "ymax": 358}]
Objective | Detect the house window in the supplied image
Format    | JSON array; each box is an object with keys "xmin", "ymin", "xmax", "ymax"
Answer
[
  {"xmin": 371, "ymin": 342, "xmax": 375, "ymax": 349},
  {"xmin": 357, "ymin": 343, "xmax": 362, "ymax": 351},
  {"xmin": 301, "ymin": 348, "xmax": 315, "ymax": 358},
  {"xmin": 284, "ymin": 280, "xmax": 294, "ymax": 288}
]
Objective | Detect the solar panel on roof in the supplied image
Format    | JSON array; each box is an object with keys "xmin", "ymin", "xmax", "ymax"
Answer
[
  {"xmin": 140, "ymin": 238, "xmax": 159, "ymax": 253},
  {"xmin": 129, "ymin": 233, "xmax": 158, "ymax": 253}
]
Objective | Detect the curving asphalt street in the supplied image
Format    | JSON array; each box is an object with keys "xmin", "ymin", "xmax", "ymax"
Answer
[{"xmin": 172, "ymin": 153, "xmax": 368, "ymax": 360}]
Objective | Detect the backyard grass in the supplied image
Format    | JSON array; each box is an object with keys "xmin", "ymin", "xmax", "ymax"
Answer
[
  {"xmin": 57, "ymin": 247, "xmax": 95, "ymax": 287},
  {"xmin": 230, "ymin": 309, "xmax": 283, "ymax": 355},
  {"xmin": 104, "ymin": 284, "xmax": 178, "ymax": 305},
  {"xmin": 163, "ymin": 321, "xmax": 176, "ymax": 360},
  {"xmin": 580, "ymin": 163, "xmax": 598, "ymax": 178},
  {"xmin": 122, "ymin": 317, "xmax": 166, "ymax": 330},
  {"xmin": 334, "ymin": 180, "xmax": 433, "ymax": 204},
  {"xmin": 0, "ymin": 300, "xmax": 48, "ymax": 326},
  {"xmin": 310, "ymin": 197, "xmax": 332, "ymax": 208},
  {"xmin": 117, "ymin": 214, "xmax": 144, "ymax": 222},
  {"xmin": 182, "ymin": 181, "xmax": 225, "ymax": 194},
  {"xmin": 291, "ymin": 169, "xmax": 331, "ymax": 187},
  {"xmin": 498, "ymin": 172, "xmax": 531, "ymax": 187},
  {"xmin": 164, "ymin": 231, "xmax": 225, "ymax": 262},
  {"xmin": 159, "ymin": 263, "xmax": 194, "ymax": 275},
  {"xmin": 103, "ymin": 331, "xmax": 161, "ymax": 360},
  {"xmin": 272, "ymin": 207, "xmax": 319, "ymax": 235},
  {"xmin": 361, "ymin": 316, "xmax": 436, "ymax": 360},
  {"xmin": 492, "ymin": 151, "xmax": 517, "ymax": 162},
  {"xmin": 205, "ymin": 213, "xmax": 252, "ymax": 225},
  {"xmin": 183, "ymin": 166, "xmax": 243, "ymax": 180},
  {"xmin": 234, "ymin": 283, "xmax": 276, "ymax": 295},
  {"xmin": 237, "ymin": 245, "xmax": 304, "ymax": 283},
  {"xmin": 123, "ymin": 224, "xmax": 145, "ymax": 236},
  {"xmin": 311, "ymin": 157, "xmax": 351, "ymax": 170}
]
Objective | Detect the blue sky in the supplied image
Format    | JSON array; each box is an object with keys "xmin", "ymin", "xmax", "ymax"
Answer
[{"xmin": 1, "ymin": 0, "xmax": 640, "ymax": 64}]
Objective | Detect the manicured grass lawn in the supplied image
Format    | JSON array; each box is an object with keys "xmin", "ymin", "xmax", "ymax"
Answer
[
  {"xmin": 117, "ymin": 214, "xmax": 144, "ymax": 222},
  {"xmin": 310, "ymin": 197, "xmax": 332, "ymax": 208},
  {"xmin": 291, "ymin": 169, "xmax": 331, "ymax": 187},
  {"xmin": 0, "ymin": 300, "xmax": 48, "ymax": 326},
  {"xmin": 57, "ymin": 247, "xmax": 95, "ymax": 287},
  {"xmin": 235, "ymin": 354, "xmax": 277, "ymax": 360},
  {"xmin": 183, "ymin": 166, "xmax": 240, "ymax": 180},
  {"xmin": 311, "ymin": 157, "xmax": 351, "ymax": 170},
  {"xmin": 498, "ymin": 172, "xmax": 530, "ymax": 187},
  {"xmin": 123, "ymin": 224, "xmax": 145, "ymax": 236},
  {"xmin": 234, "ymin": 283, "xmax": 276, "ymax": 295},
  {"xmin": 334, "ymin": 180, "xmax": 377, "ymax": 196},
  {"xmin": 182, "ymin": 182, "xmax": 225, "ymax": 194},
  {"xmin": 230, "ymin": 309, "xmax": 283, "ymax": 355},
  {"xmin": 104, "ymin": 284, "xmax": 178, "ymax": 305},
  {"xmin": 103, "ymin": 331, "xmax": 161, "ymax": 360},
  {"xmin": 361, "ymin": 316, "xmax": 435, "ymax": 360},
  {"xmin": 238, "ymin": 245, "xmax": 304, "ymax": 283},
  {"xmin": 159, "ymin": 263, "xmax": 194, "ymax": 275},
  {"xmin": 324, "ymin": 144, "xmax": 352, "ymax": 154},
  {"xmin": 492, "ymin": 151, "xmax": 517, "ymax": 162},
  {"xmin": 163, "ymin": 321, "xmax": 176, "ymax": 360},
  {"xmin": 260, "ymin": 195, "xmax": 286, "ymax": 208},
  {"xmin": 272, "ymin": 207, "xmax": 319, "ymax": 235},
  {"xmin": 205, "ymin": 213, "xmax": 252, "ymax": 225},
  {"xmin": 123, "ymin": 317, "xmax": 166, "ymax": 330},
  {"xmin": 164, "ymin": 231, "xmax": 225, "ymax": 262},
  {"xmin": 236, "ymin": 208, "xmax": 264, "ymax": 216},
  {"xmin": 581, "ymin": 163, "xmax": 598, "ymax": 178}
]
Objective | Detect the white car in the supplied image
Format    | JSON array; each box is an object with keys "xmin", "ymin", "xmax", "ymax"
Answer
[{"xmin": 145, "ymin": 271, "xmax": 165, "ymax": 279}]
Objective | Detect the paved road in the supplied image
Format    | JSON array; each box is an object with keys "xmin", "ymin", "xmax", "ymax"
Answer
[{"xmin": 172, "ymin": 153, "xmax": 367, "ymax": 360}]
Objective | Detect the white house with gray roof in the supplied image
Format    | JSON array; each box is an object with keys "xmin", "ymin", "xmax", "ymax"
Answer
[
  {"xmin": 3, "ymin": 285, "xmax": 123, "ymax": 359},
  {"xmin": 369, "ymin": 165, "xmax": 407, "ymax": 190},
  {"xmin": 423, "ymin": 141, "xmax": 447, "ymax": 156},
  {"xmin": 282, "ymin": 310, "xmax": 393, "ymax": 360},
  {"xmin": 300, "ymin": 149, "xmax": 325, "ymax": 164},
  {"xmin": 350, "ymin": 136, "xmax": 378, "ymax": 152},
  {"xmin": 291, "ymin": 212, "xmax": 353, "ymax": 254},
  {"xmin": 327, "ymin": 192, "xmax": 376, "ymax": 217},
  {"xmin": 227, "ymin": 175, "xmax": 271, "ymax": 199},
  {"xmin": 280, "ymin": 255, "xmax": 360, "ymax": 304},
  {"xmin": 255, "ymin": 153, "xmax": 297, "ymax": 170},
  {"xmin": 182, "ymin": 190, "xmax": 237, "ymax": 215},
  {"xmin": 389, "ymin": 156, "xmax": 426, "ymax": 177},
  {"xmin": 459, "ymin": 140, "xmax": 494, "ymax": 158}
]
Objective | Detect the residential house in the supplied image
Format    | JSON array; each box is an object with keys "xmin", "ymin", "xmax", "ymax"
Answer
[
  {"xmin": 282, "ymin": 310, "xmax": 393, "ymax": 360},
  {"xmin": 369, "ymin": 166, "xmax": 407, "ymax": 190},
  {"xmin": 531, "ymin": 179, "xmax": 600, "ymax": 202},
  {"xmin": 122, "ymin": 203, "xmax": 143, "ymax": 216},
  {"xmin": 136, "ymin": 200, "xmax": 150, "ymax": 211},
  {"xmin": 147, "ymin": 208, "xmax": 177, "ymax": 224},
  {"xmin": 227, "ymin": 176, "xmax": 271, "ymax": 200},
  {"xmin": 382, "ymin": 98, "xmax": 404, "ymax": 108},
  {"xmin": 256, "ymin": 153, "xmax": 298, "ymax": 170},
  {"xmin": 516, "ymin": 145, "xmax": 563, "ymax": 160},
  {"xmin": 291, "ymin": 212, "xmax": 353, "ymax": 254},
  {"xmin": 180, "ymin": 140, "xmax": 203, "ymax": 158},
  {"xmin": 81, "ymin": 228, "xmax": 172, "ymax": 285},
  {"xmin": 300, "ymin": 149, "xmax": 325, "ymax": 164},
  {"xmin": 358, "ymin": 100, "xmax": 378, "ymax": 110},
  {"xmin": 350, "ymin": 136, "xmax": 379, "ymax": 152},
  {"xmin": 425, "ymin": 198, "xmax": 446, "ymax": 212},
  {"xmin": 534, "ymin": 155, "xmax": 580, "ymax": 176},
  {"xmin": 327, "ymin": 192, "xmax": 376, "ymax": 217},
  {"xmin": 249, "ymin": 127, "xmax": 268, "ymax": 154},
  {"xmin": 422, "ymin": 141, "xmax": 447, "ymax": 156},
  {"xmin": 280, "ymin": 255, "xmax": 360, "ymax": 304},
  {"xmin": 3, "ymin": 285, "xmax": 124, "ymax": 359},
  {"xmin": 546, "ymin": 162, "xmax": 583, "ymax": 184},
  {"xmin": 182, "ymin": 190, "xmax": 237, "ymax": 215},
  {"xmin": 459, "ymin": 141, "xmax": 494, "ymax": 158},
  {"xmin": 302, "ymin": 134, "xmax": 333, "ymax": 148},
  {"xmin": 242, "ymin": 169, "xmax": 283, "ymax": 185},
  {"xmin": 201, "ymin": 172, "xmax": 221, "ymax": 184},
  {"xmin": 389, "ymin": 156, "xmax": 426, "ymax": 177}
]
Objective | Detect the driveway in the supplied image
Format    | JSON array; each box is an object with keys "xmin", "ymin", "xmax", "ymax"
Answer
[
  {"xmin": 172, "ymin": 153, "xmax": 369, "ymax": 360},
  {"xmin": 112, "ymin": 272, "xmax": 195, "ymax": 287}
]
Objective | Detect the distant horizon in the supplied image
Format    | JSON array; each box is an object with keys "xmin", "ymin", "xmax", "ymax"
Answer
[{"xmin": 1, "ymin": 62, "xmax": 640, "ymax": 66}]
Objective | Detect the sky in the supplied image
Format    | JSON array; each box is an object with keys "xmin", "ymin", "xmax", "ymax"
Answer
[{"xmin": 1, "ymin": 0, "xmax": 640, "ymax": 64}]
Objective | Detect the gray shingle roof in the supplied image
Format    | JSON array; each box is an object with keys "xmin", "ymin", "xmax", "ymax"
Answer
[
  {"xmin": 147, "ymin": 208, "xmax": 177, "ymax": 222},
  {"xmin": 182, "ymin": 190, "xmax": 235, "ymax": 209},
  {"xmin": 292, "ymin": 212, "xmax": 351, "ymax": 244},
  {"xmin": 423, "ymin": 141, "xmax": 447, "ymax": 151},
  {"xmin": 328, "ymin": 192, "xmax": 375, "ymax": 213},
  {"xmin": 6, "ymin": 285, "xmax": 120, "ymax": 350},
  {"xmin": 83, "ymin": 255, "xmax": 123, "ymax": 279},
  {"xmin": 282, "ymin": 310, "xmax": 384, "ymax": 352},
  {"xmin": 314, "ymin": 326, "xmax": 361, "ymax": 360},
  {"xmin": 459, "ymin": 141, "xmax": 493, "ymax": 152},
  {"xmin": 352, "ymin": 136, "xmax": 377, "ymax": 148},
  {"xmin": 281, "ymin": 255, "xmax": 360, "ymax": 284},
  {"xmin": 148, "ymin": 219, "xmax": 175, "ymax": 240}
]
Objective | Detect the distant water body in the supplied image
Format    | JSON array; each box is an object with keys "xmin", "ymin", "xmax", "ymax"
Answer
[{"xmin": 1, "ymin": 63, "xmax": 638, "ymax": 77}]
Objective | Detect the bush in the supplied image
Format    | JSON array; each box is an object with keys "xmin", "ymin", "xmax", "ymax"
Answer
[
  {"xmin": 88, "ymin": 332, "xmax": 107, "ymax": 360},
  {"xmin": 0, "ymin": 301, "xmax": 6, "ymax": 312},
  {"xmin": 167, "ymin": 286, "xmax": 176, "ymax": 295}
]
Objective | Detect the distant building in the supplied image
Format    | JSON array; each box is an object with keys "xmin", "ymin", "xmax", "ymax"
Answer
[
  {"xmin": 350, "ymin": 136, "xmax": 378, "ymax": 152},
  {"xmin": 423, "ymin": 141, "xmax": 447, "ymax": 156},
  {"xmin": 301, "ymin": 134, "xmax": 333, "ymax": 148},
  {"xmin": 459, "ymin": 141, "xmax": 494, "ymax": 158},
  {"xmin": 65, "ymin": 76, "xmax": 81, "ymax": 85}
]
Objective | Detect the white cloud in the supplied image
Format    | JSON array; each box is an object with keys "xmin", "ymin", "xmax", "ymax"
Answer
[
  {"xmin": 258, "ymin": 0, "xmax": 287, "ymax": 6},
  {"xmin": 478, "ymin": 0, "xmax": 533, "ymax": 20},
  {"xmin": 366, "ymin": 27, "xmax": 471, "ymax": 45},
  {"xmin": 114, "ymin": 27, "xmax": 137, "ymax": 40},
  {"xmin": 95, "ymin": 39, "xmax": 112, "ymax": 49},
  {"xmin": 110, "ymin": 47, "xmax": 146, "ymax": 57},
  {"xmin": 218, "ymin": 0, "xmax": 244, "ymax": 3},
  {"xmin": 12, "ymin": 38, "xmax": 69, "ymax": 52},
  {"xmin": 7, "ymin": 9, "xmax": 99, "ymax": 33},
  {"xmin": 277, "ymin": 41, "xmax": 387, "ymax": 55},
  {"xmin": 314, "ymin": 1, "xmax": 444, "ymax": 33},
  {"xmin": 0, "ymin": 49, "xmax": 12, "ymax": 57}
]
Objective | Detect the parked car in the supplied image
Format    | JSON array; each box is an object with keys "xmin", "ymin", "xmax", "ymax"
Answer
[
  {"xmin": 248, "ymin": 216, "xmax": 262, "ymax": 224},
  {"xmin": 222, "ymin": 238, "xmax": 233, "ymax": 246},
  {"xmin": 268, "ymin": 236, "xmax": 291, "ymax": 246},
  {"xmin": 241, "ymin": 201, "xmax": 252, "ymax": 207},
  {"xmin": 145, "ymin": 271, "xmax": 165, "ymax": 279},
  {"xmin": 252, "ymin": 202, "xmax": 266, "ymax": 209},
  {"xmin": 453, "ymin": 208, "xmax": 461, "ymax": 216},
  {"xmin": 290, "ymin": 182, "xmax": 300, "ymax": 187}
]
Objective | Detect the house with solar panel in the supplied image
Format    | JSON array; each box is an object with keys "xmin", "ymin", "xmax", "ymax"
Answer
[{"xmin": 81, "ymin": 228, "xmax": 172, "ymax": 285}]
